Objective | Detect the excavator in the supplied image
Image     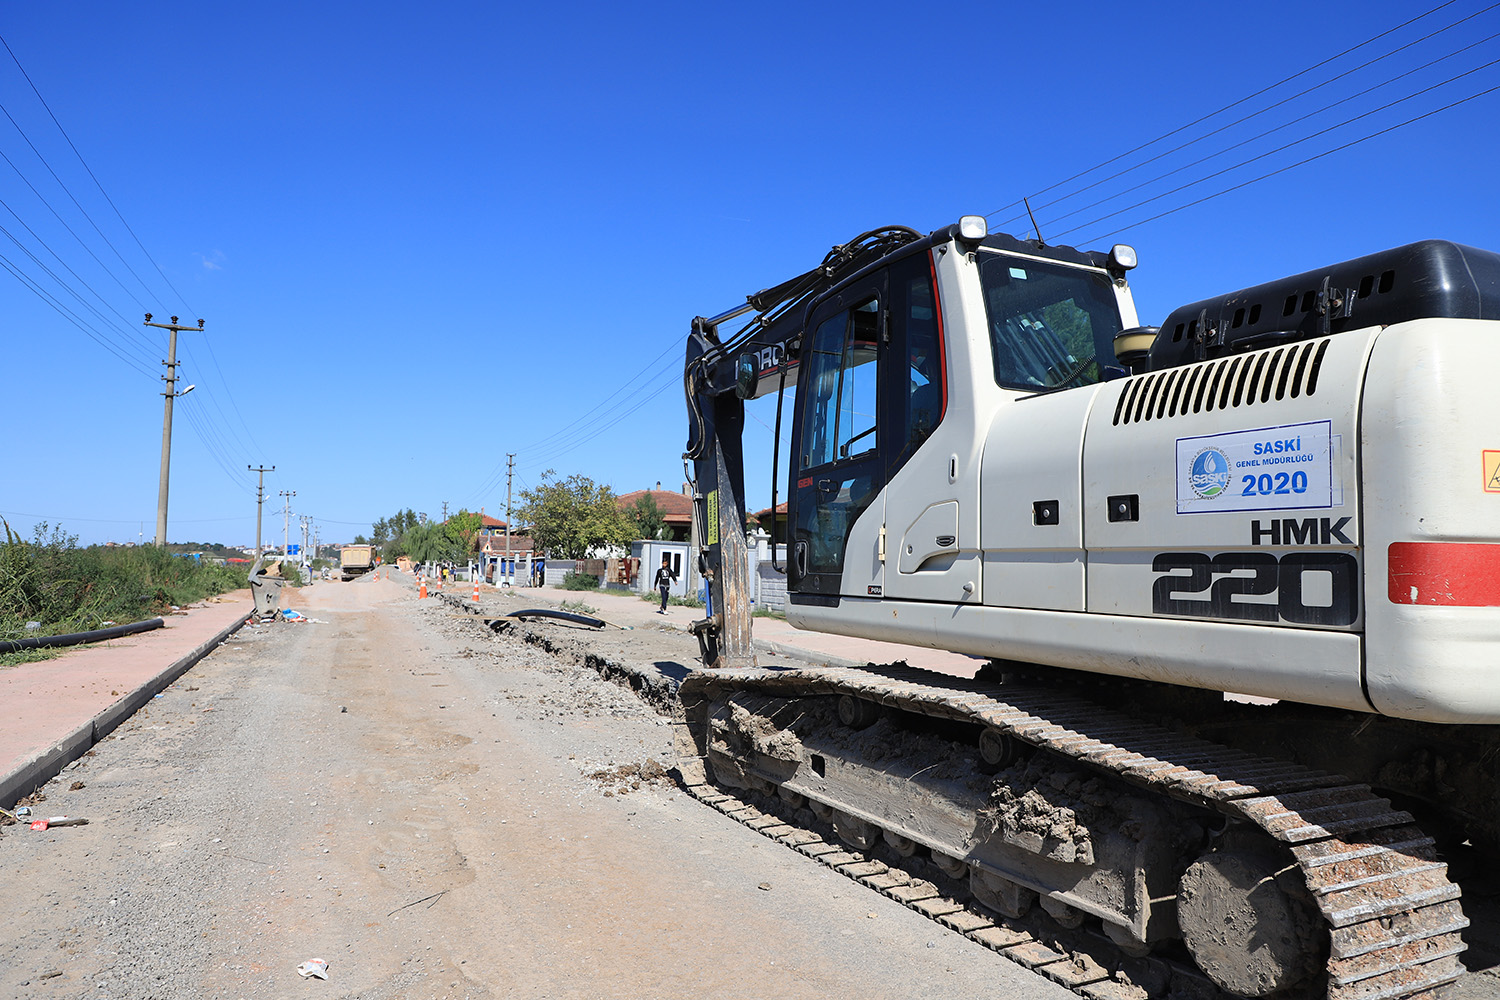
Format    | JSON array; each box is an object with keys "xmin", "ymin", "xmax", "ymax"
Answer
[{"xmin": 678, "ymin": 216, "xmax": 1500, "ymax": 999}]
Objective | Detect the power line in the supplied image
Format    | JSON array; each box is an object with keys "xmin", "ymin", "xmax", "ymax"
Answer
[
  {"xmin": 1075, "ymin": 81, "xmax": 1500, "ymax": 245},
  {"xmin": 1033, "ymin": 27, "xmax": 1500, "ymax": 235},
  {"xmin": 994, "ymin": 2, "xmax": 1500, "ymax": 233},
  {"xmin": 514, "ymin": 356, "xmax": 681, "ymax": 471},
  {"xmin": 1054, "ymin": 58, "xmax": 1500, "ymax": 241},
  {"xmin": 983, "ymin": 0, "xmax": 1463, "ymax": 221},
  {"xmin": 0, "ymin": 250, "xmax": 157, "ymax": 378},
  {"xmin": 0, "ymin": 34, "xmax": 199, "ymax": 317},
  {"xmin": 0, "ymin": 215, "xmax": 158, "ymax": 370},
  {"xmin": 0, "ymin": 35, "xmax": 267, "ymax": 482},
  {"xmin": 465, "ymin": 335, "xmax": 683, "ymax": 502}
]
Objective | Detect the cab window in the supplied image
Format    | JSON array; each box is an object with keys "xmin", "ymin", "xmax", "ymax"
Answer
[
  {"xmin": 799, "ymin": 297, "xmax": 880, "ymax": 469},
  {"xmin": 978, "ymin": 253, "xmax": 1122, "ymax": 391}
]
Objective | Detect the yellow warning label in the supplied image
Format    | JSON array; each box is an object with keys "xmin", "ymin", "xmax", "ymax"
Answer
[
  {"xmin": 1484, "ymin": 451, "xmax": 1500, "ymax": 493},
  {"xmin": 706, "ymin": 490, "xmax": 720, "ymax": 545}
]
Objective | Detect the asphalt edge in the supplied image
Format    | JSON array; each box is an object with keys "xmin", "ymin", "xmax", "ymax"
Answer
[{"xmin": 0, "ymin": 611, "xmax": 250, "ymax": 810}]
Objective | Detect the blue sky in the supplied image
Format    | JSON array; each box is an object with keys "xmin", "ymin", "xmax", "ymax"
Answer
[{"xmin": 3, "ymin": 1, "xmax": 1498, "ymax": 548}]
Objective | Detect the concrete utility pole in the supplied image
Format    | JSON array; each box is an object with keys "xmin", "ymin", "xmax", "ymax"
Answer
[
  {"xmin": 144, "ymin": 314, "xmax": 203, "ymax": 547},
  {"xmin": 280, "ymin": 490, "xmax": 296, "ymax": 558},
  {"xmin": 441, "ymin": 501, "xmax": 449, "ymax": 521},
  {"xmin": 300, "ymin": 515, "xmax": 311, "ymax": 569},
  {"xmin": 249, "ymin": 465, "xmax": 274, "ymax": 555},
  {"xmin": 505, "ymin": 453, "xmax": 515, "ymax": 573}
]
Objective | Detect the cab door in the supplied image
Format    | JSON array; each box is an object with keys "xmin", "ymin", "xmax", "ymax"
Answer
[{"xmin": 789, "ymin": 274, "xmax": 887, "ymax": 598}]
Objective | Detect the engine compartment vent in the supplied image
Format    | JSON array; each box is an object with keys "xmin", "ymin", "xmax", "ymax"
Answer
[
  {"xmin": 1145, "ymin": 240, "xmax": 1500, "ymax": 372},
  {"xmin": 1112, "ymin": 338, "xmax": 1329, "ymax": 425}
]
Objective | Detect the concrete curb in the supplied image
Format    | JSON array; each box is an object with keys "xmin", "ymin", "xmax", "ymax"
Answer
[{"xmin": 0, "ymin": 612, "xmax": 250, "ymax": 810}]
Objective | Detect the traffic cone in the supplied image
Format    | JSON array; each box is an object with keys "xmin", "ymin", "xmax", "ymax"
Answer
[
  {"xmin": 472, "ymin": 581, "xmax": 480, "ymax": 602},
  {"xmin": 419, "ymin": 577, "xmax": 427, "ymax": 599}
]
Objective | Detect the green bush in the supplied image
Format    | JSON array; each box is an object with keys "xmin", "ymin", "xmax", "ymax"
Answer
[
  {"xmin": 561, "ymin": 571, "xmax": 599, "ymax": 591},
  {"xmin": 281, "ymin": 562, "xmax": 304, "ymax": 586},
  {"xmin": 559, "ymin": 598, "xmax": 599, "ymax": 616},
  {"xmin": 0, "ymin": 520, "xmax": 248, "ymax": 654}
]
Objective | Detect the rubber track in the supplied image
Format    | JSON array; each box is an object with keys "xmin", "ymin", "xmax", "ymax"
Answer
[{"xmin": 678, "ymin": 663, "xmax": 1469, "ymax": 1000}]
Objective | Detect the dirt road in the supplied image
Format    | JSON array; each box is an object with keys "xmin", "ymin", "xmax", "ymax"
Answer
[{"xmin": 0, "ymin": 577, "xmax": 1070, "ymax": 999}]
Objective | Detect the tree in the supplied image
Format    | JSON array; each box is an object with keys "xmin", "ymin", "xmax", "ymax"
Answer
[
  {"xmin": 399, "ymin": 520, "xmax": 461, "ymax": 564},
  {"xmin": 516, "ymin": 471, "xmax": 634, "ymax": 560},
  {"xmin": 628, "ymin": 493, "xmax": 667, "ymax": 541},
  {"xmin": 443, "ymin": 509, "xmax": 483, "ymax": 555},
  {"xmin": 367, "ymin": 508, "xmax": 420, "ymax": 561}
]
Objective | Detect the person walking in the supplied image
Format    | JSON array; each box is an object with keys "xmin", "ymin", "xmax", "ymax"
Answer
[{"xmin": 654, "ymin": 555, "xmax": 678, "ymax": 614}]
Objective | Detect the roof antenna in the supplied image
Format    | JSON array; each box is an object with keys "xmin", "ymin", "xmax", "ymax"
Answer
[{"xmin": 1023, "ymin": 197, "xmax": 1045, "ymax": 246}]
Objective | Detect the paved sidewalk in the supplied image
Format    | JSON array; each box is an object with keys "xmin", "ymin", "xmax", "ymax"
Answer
[{"xmin": 0, "ymin": 591, "xmax": 256, "ymax": 809}]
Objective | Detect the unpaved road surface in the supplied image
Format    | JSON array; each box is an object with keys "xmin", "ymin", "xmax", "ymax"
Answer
[{"xmin": 0, "ymin": 578, "xmax": 1070, "ymax": 999}]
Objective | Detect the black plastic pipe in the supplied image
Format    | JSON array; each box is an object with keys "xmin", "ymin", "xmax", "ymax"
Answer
[
  {"xmin": 503, "ymin": 609, "xmax": 605, "ymax": 629},
  {"xmin": 0, "ymin": 617, "xmax": 165, "ymax": 653}
]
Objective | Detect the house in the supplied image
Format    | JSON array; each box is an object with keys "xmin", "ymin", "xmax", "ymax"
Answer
[
  {"xmin": 752, "ymin": 501, "xmax": 788, "ymax": 544},
  {"xmin": 472, "ymin": 515, "xmax": 539, "ymax": 583},
  {"xmin": 615, "ymin": 483, "xmax": 693, "ymax": 542}
]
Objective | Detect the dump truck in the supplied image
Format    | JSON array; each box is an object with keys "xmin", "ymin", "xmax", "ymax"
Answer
[{"xmin": 339, "ymin": 544, "xmax": 375, "ymax": 581}]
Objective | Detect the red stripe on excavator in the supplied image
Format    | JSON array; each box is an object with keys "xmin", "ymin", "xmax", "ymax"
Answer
[{"xmin": 1388, "ymin": 541, "xmax": 1500, "ymax": 606}]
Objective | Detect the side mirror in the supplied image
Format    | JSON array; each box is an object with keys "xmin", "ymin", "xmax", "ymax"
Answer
[{"xmin": 733, "ymin": 352, "xmax": 759, "ymax": 399}]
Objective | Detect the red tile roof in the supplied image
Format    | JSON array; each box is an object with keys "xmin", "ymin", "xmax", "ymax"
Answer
[{"xmin": 617, "ymin": 489, "xmax": 693, "ymax": 524}]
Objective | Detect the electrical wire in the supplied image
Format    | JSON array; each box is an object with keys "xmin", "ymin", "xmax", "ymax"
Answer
[
  {"xmin": 0, "ymin": 250, "xmax": 157, "ymax": 379},
  {"xmin": 1053, "ymin": 59, "xmax": 1500, "ymax": 241},
  {"xmin": 1033, "ymin": 29, "xmax": 1500, "ymax": 235},
  {"xmin": 464, "ymin": 336, "xmax": 683, "ymax": 503},
  {"xmin": 15, "ymin": 48, "xmax": 204, "ymax": 314},
  {"xmin": 0, "ymin": 215, "xmax": 159, "ymax": 370},
  {"xmin": 982, "ymin": 0, "xmax": 1463, "ymax": 221},
  {"xmin": 177, "ymin": 401, "xmax": 256, "ymax": 495},
  {"xmin": 0, "ymin": 36, "xmax": 268, "ymax": 488},
  {"xmin": 993, "ymin": 2, "xmax": 1500, "ymax": 232},
  {"xmin": 1075, "ymin": 81, "xmax": 1500, "ymax": 245}
]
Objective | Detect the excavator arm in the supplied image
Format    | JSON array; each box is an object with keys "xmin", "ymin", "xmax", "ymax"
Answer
[{"xmin": 682, "ymin": 226, "xmax": 922, "ymax": 667}]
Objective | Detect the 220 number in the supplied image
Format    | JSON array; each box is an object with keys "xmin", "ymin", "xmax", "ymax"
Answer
[{"xmin": 1151, "ymin": 551, "xmax": 1358, "ymax": 626}]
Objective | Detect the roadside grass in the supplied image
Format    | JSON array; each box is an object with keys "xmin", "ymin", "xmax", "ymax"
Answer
[
  {"xmin": 638, "ymin": 592, "xmax": 705, "ymax": 608},
  {"xmin": 0, "ymin": 520, "xmax": 248, "ymax": 664},
  {"xmin": 558, "ymin": 598, "xmax": 599, "ymax": 616}
]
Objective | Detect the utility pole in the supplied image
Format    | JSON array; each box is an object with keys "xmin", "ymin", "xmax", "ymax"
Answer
[
  {"xmin": 300, "ymin": 515, "xmax": 311, "ymax": 569},
  {"xmin": 441, "ymin": 500, "xmax": 449, "ymax": 521},
  {"xmin": 505, "ymin": 453, "xmax": 515, "ymax": 573},
  {"xmin": 144, "ymin": 314, "xmax": 203, "ymax": 547},
  {"xmin": 280, "ymin": 490, "xmax": 296, "ymax": 558},
  {"xmin": 249, "ymin": 465, "xmax": 274, "ymax": 556}
]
